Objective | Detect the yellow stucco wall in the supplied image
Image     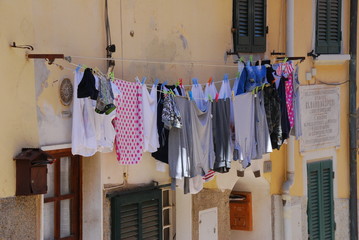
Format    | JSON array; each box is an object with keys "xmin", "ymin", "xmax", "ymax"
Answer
[
  {"xmin": 269, "ymin": 0, "xmax": 352, "ymax": 199},
  {"xmin": 0, "ymin": 0, "xmax": 357, "ymax": 200},
  {"xmin": 0, "ymin": 1, "xmax": 39, "ymax": 198}
]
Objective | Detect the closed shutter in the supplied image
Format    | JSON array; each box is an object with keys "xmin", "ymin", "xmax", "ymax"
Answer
[
  {"xmin": 232, "ymin": 0, "xmax": 266, "ymax": 53},
  {"xmin": 316, "ymin": 0, "xmax": 341, "ymax": 54},
  {"xmin": 233, "ymin": 0, "xmax": 251, "ymax": 52},
  {"xmin": 307, "ymin": 161, "xmax": 321, "ymax": 239},
  {"xmin": 252, "ymin": 0, "xmax": 266, "ymax": 53},
  {"xmin": 111, "ymin": 189, "xmax": 163, "ymax": 240},
  {"xmin": 321, "ymin": 161, "xmax": 334, "ymax": 240},
  {"xmin": 307, "ymin": 160, "xmax": 334, "ymax": 240}
]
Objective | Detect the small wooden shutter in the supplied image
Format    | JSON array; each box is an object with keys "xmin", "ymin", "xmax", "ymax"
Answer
[
  {"xmin": 111, "ymin": 189, "xmax": 163, "ymax": 240},
  {"xmin": 252, "ymin": 0, "xmax": 266, "ymax": 53},
  {"xmin": 316, "ymin": 0, "xmax": 341, "ymax": 54},
  {"xmin": 307, "ymin": 160, "xmax": 334, "ymax": 240},
  {"xmin": 233, "ymin": 0, "xmax": 251, "ymax": 52},
  {"xmin": 233, "ymin": 0, "xmax": 266, "ymax": 53}
]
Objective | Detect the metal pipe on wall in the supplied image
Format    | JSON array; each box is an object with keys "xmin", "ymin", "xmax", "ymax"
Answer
[
  {"xmin": 349, "ymin": 0, "xmax": 358, "ymax": 239},
  {"xmin": 282, "ymin": 0, "xmax": 295, "ymax": 239}
]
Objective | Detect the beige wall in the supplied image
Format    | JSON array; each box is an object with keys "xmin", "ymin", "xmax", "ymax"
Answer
[{"xmin": 0, "ymin": 1, "xmax": 39, "ymax": 198}]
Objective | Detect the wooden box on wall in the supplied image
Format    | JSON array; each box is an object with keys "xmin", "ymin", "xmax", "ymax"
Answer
[
  {"xmin": 14, "ymin": 148, "xmax": 53, "ymax": 196},
  {"xmin": 229, "ymin": 191, "xmax": 253, "ymax": 231}
]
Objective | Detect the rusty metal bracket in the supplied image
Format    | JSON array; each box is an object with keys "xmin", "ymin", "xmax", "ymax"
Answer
[{"xmin": 27, "ymin": 54, "xmax": 64, "ymax": 64}]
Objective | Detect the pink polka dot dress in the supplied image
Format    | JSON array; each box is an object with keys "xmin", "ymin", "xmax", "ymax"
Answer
[{"xmin": 113, "ymin": 79, "xmax": 144, "ymax": 164}]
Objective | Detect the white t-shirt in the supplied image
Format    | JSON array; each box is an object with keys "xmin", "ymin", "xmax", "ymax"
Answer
[
  {"xmin": 141, "ymin": 84, "xmax": 160, "ymax": 152},
  {"xmin": 71, "ymin": 71, "xmax": 116, "ymax": 156}
]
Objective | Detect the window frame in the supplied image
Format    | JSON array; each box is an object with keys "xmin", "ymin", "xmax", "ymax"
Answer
[
  {"xmin": 43, "ymin": 148, "xmax": 82, "ymax": 240},
  {"xmin": 315, "ymin": 0, "xmax": 342, "ymax": 54},
  {"xmin": 232, "ymin": 0, "xmax": 267, "ymax": 53}
]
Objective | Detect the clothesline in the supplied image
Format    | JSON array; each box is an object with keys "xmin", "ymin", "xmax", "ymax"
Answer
[
  {"xmin": 50, "ymin": 60, "xmax": 239, "ymax": 100},
  {"xmin": 68, "ymin": 55, "xmax": 240, "ymax": 68}
]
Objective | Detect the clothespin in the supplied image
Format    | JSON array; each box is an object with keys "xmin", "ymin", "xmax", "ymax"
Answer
[
  {"xmin": 235, "ymin": 72, "xmax": 240, "ymax": 78},
  {"xmin": 262, "ymin": 83, "xmax": 268, "ymax": 90},
  {"xmin": 192, "ymin": 78, "xmax": 198, "ymax": 86},
  {"xmin": 109, "ymin": 72, "xmax": 115, "ymax": 81},
  {"xmin": 169, "ymin": 89, "xmax": 175, "ymax": 96},
  {"xmin": 249, "ymin": 55, "xmax": 253, "ymax": 63},
  {"xmin": 189, "ymin": 91, "xmax": 193, "ymax": 100},
  {"xmin": 163, "ymin": 80, "xmax": 168, "ymax": 86},
  {"xmin": 215, "ymin": 93, "xmax": 219, "ymax": 102},
  {"xmin": 283, "ymin": 57, "xmax": 288, "ymax": 63},
  {"xmin": 208, "ymin": 77, "xmax": 213, "ymax": 85},
  {"xmin": 239, "ymin": 56, "xmax": 245, "ymax": 63},
  {"xmin": 231, "ymin": 90, "xmax": 235, "ymax": 101},
  {"xmin": 208, "ymin": 94, "xmax": 213, "ymax": 102},
  {"xmin": 75, "ymin": 64, "xmax": 82, "ymax": 73},
  {"xmin": 186, "ymin": 91, "xmax": 191, "ymax": 101},
  {"xmin": 179, "ymin": 78, "xmax": 183, "ymax": 88},
  {"xmin": 224, "ymin": 74, "xmax": 229, "ymax": 82},
  {"xmin": 141, "ymin": 77, "xmax": 147, "ymax": 85},
  {"xmin": 154, "ymin": 79, "xmax": 159, "ymax": 87}
]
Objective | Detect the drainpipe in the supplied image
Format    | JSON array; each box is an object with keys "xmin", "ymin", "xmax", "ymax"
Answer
[
  {"xmin": 281, "ymin": 0, "xmax": 295, "ymax": 239},
  {"xmin": 349, "ymin": 0, "xmax": 358, "ymax": 239}
]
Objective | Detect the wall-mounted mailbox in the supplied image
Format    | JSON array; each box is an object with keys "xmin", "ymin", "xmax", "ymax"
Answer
[
  {"xmin": 14, "ymin": 148, "xmax": 54, "ymax": 196},
  {"xmin": 229, "ymin": 191, "xmax": 253, "ymax": 231}
]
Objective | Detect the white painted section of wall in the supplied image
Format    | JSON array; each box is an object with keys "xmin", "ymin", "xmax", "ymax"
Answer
[
  {"xmin": 230, "ymin": 162, "xmax": 271, "ymax": 240},
  {"xmin": 34, "ymin": 60, "xmax": 72, "ymax": 146},
  {"xmin": 82, "ymin": 155, "xmax": 103, "ymax": 240},
  {"xmin": 272, "ymin": 195, "xmax": 283, "ymax": 240},
  {"xmin": 334, "ymin": 198, "xmax": 350, "ymax": 240},
  {"xmin": 175, "ymin": 189, "xmax": 192, "ymax": 240},
  {"xmin": 199, "ymin": 207, "xmax": 218, "ymax": 240},
  {"xmin": 301, "ymin": 148, "xmax": 338, "ymax": 198},
  {"xmin": 41, "ymin": 144, "xmax": 72, "ymax": 151},
  {"xmin": 286, "ymin": 197, "xmax": 303, "ymax": 240},
  {"xmin": 101, "ymin": 151, "xmax": 171, "ymax": 186}
]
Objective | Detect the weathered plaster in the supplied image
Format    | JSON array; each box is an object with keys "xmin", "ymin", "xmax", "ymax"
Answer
[
  {"xmin": 192, "ymin": 189, "xmax": 231, "ymax": 240},
  {"xmin": 0, "ymin": 195, "xmax": 41, "ymax": 240}
]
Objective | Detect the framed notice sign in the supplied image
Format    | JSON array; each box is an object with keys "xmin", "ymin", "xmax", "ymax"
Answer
[{"xmin": 299, "ymin": 85, "xmax": 340, "ymax": 152}]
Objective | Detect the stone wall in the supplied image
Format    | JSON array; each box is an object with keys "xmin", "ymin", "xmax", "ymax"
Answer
[
  {"xmin": 192, "ymin": 188, "xmax": 231, "ymax": 240},
  {"xmin": 0, "ymin": 195, "xmax": 40, "ymax": 240}
]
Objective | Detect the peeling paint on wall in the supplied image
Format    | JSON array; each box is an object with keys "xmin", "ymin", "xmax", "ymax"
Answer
[
  {"xmin": 34, "ymin": 59, "xmax": 50, "ymax": 99},
  {"xmin": 179, "ymin": 34, "xmax": 188, "ymax": 49}
]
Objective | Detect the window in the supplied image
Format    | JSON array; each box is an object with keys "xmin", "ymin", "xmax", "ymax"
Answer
[
  {"xmin": 232, "ymin": 0, "xmax": 267, "ymax": 53},
  {"xmin": 307, "ymin": 160, "xmax": 335, "ymax": 240},
  {"xmin": 43, "ymin": 149, "xmax": 81, "ymax": 240},
  {"xmin": 315, "ymin": 0, "xmax": 342, "ymax": 54},
  {"xmin": 111, "ymin": 188, "xmax": 175, "ymax": 240}
]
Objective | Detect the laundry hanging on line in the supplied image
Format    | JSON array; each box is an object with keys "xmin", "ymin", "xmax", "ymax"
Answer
[{"xmin": 70, "ymin": 59, "xmax": 302, "ymax": 194}]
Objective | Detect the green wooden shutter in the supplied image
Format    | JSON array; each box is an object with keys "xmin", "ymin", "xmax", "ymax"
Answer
[
  {"xmin": 111, "ymin": 189, "xmax": 163, "ymax": 240},
  {"xmin": 233, "ymin": 0, "xmax": 266, "ymax": 53},
  {"xmin": 307, "ymin": 161, "xmax": 321, "ymax": 240},
  {"xmin": 233, "ymin": 0, "xmax": 251, "ymax": 52},
  {"xmin": 316, "ymin": 0, "xmax": 341, "ymax": 54},
  {"xmin": 321, "ymin": 161, "xmax": 335, "ymax": 240},
  {"xmin": 252, "ymin": 0, "xmax": 266, "ymax": 53},
  {"xmin": 307, "ymin": 160, "xmax": 334, "ymax": 240}
]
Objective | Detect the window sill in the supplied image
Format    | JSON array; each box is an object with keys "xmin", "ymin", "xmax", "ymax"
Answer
[{"xmin": 314, "ymin": 54, "xmax": 351, "ymax": 65}]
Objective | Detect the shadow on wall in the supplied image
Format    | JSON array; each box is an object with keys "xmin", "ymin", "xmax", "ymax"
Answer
[{"xmin": 230, "ymin": 162, "xmax": 271, "ymax": 240}]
